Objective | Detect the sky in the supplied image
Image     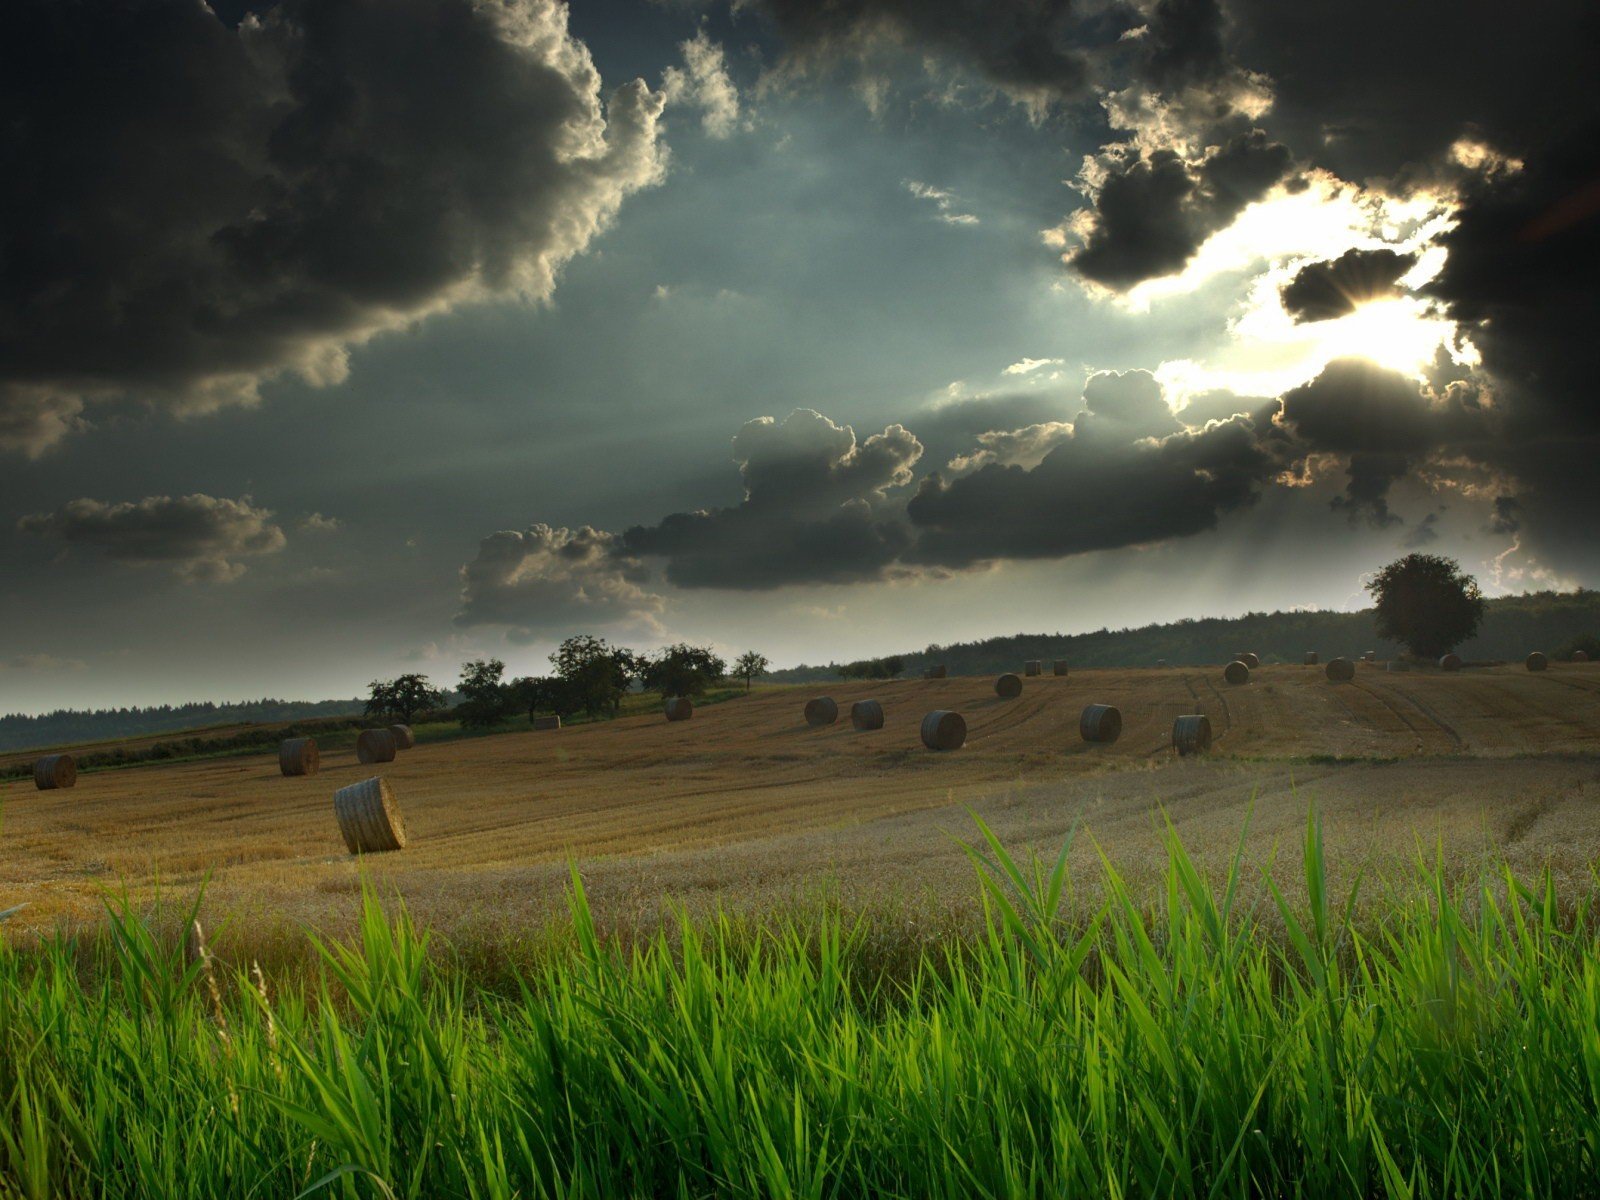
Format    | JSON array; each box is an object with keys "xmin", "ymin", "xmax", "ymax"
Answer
[{"xmin": 1, "ymin": 0, "xmax": 1597, "ymax": 713}]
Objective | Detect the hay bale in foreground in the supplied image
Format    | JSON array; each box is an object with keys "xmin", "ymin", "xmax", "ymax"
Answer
[
  {"xmin": 1172, "ymin": 714, "xmax": 1212, "ymax": 756},
  {"xmin": 389, "ymin": 724, "xmax": 415, "ymax": 750},
  {"xmin": 804, "ymin": 697, "xmax": 840, "ymax": 727},
  {"xmin": 1575, "ymin": 650, "xmax": 1591, "ymax": 663},
  {"xmin": 1439, "ymin": 653, "xmax": 1463, "ymax": 672},
  {"xmin": 532, "ymin": 715, "xmax": 561, "ymax": 731},
  {"xmin": 851, "ymin": 699, "xmax": 885, "ymax": 730},
  {"xmin": 664, "ymin": 696, "xmax": 694, "ymax": 722},
  {"xmin": 333, "ymin": 776, "xmax": 407, "ymax": 855},
  {"xmin": 1223, "ymin": 660, "xmax": 1250, "ymax": 686},
  {"xmin": 1526, "ymin": 651, "xmax": 1549, "ymax": 672},
  {"xmin": 1024, "ymin": 660, "xmax": 1042, "ymax": 677},
  {"xmin": 920, "ymin": 709, "xmax": 966, "ymax": 750},
  {"xmin": 33, "ymin": 754, "xmax": 76, "ymax": 790},
  {"xmin": 1080, "ymin": 703, "xmax": 1122, "ymax": 744},
  {"xmin": 995, "ymin": 673, "xmax": 1023, "ymax": 699},
  {"xmin": 278, "ymin": 737, "xmax": 319, "ymax": 777},
  {"xmin": 1236, "ymin": 652, "xmax": 1261, "ymax": 670},
  {"xmin": 1053, "ymin": 660, "xmax": 1069, "ymax": 676},
  {"xmin": 1305, "ymin": 651, "xmax": 1319, "ymax": 665},
  {"xmin": 1326, "ymin": 657, "xmax": 1355, "ymax": 682},
  {"xmin": 356, "ymin": 729, "xmax": 397, "ymax": 765}
]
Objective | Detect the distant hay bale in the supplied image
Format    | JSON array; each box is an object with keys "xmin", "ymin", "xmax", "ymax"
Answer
[
  {"xmin": 1526, "ymin": 651, "xmax": 1549, "ymax": 672},
  {"xmin": 1363, "ymin": 651, "xmax": 1376, "ymax": 664},
  {"xmin": 920, "ymin": 709, "xmax": 966, "ymax": 750},
  {"xmin": 929, "ymin": 664, "xmax": 948, "ymax": 679},
  {"xmin": 1172, "ymin": 714, "xmax": 1212, "ymax": 756},
  {"xmin": 1223, "ymin": 660, "xmax": 1250, "ymax": 686},
  {"xmin": 1024, "ymin": 660, "xmax": 1042, "ymax": 677},
  {"xmin": 356, "ymin": 729, "xmax": 397, "ymax": 765},
  {"xmin": 1439, "ymin": 653, "xmax": 1463, "ymax": 672},
  {"xmin": 278, "ymin": 737, "xmax": 319, "ymax": 777},
  {"xmin": 33, "ymin": 754, "xmax": 76, "ymax": 791},
  {"xmin": 532, "ymin": 715, "xmax": 561, "ymax": 731},
  {"xmin": 1304, "ymin": 651, "xmax": 1319, "ymax": 665},
  {"xmin": 1053, "ymin": 660, "xmax": 1069, "ymax": 676},
  {"xmin": 1575, "ymin": 650, "xmax": 1591, "ymax": 663},
  {"xmin": 1080, "ymin": 703, "xmax": 1122, "ymax": 744},
  {"xmin": 850, "ymin": 699, "xmax": 885, "ymax": 730},
  {"xmin": 1236, "ymin": 652, "xmax": 1260, "ymax": 670},
  {"xmin": 665, "ymin": 696, "xmax": 694, "ymax": 722},
  {"xmin": 333, "ymin": 776, "xmax": 407, "ymax": 855},
  {"xmin": 1325, "ymin": 658, "xmax": 1355, "ymax": 683},
  {"xmin": 1157, "ymin": 659, "xmax": 1168, "ymax": 668},
  {"xmin": 995, "ymin": 673, "xmax": 1023, "ymax": 699},
  {"xmin": 804, "ymin": 697, "xmax": 840, "ymax": 727},
  {"xmin": 389, "ymin": 724, "xmax": 415, "ymax": 750},
  {"xmin": 1387, "ymin": 660, "xmax": 1412, "ymax": 672}
]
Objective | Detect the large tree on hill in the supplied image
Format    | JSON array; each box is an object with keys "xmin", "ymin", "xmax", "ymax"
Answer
[
  {"xmin": 456, "ymin": 658, "xmax": 513, "ymax": 728},
  {"xmin": 365, "ymin": 674, "xmax": 445, "ymax": 724},
  {"xmin": 550, "ymin": 634, "xmax": 639, "ymax": 716},
  {"xmin": 733, "ymin": 650, "xmax": 769, "ymax": 693},
  {"xmin": 643, "ymin": 643, "xmax": 726, "ymax": 698},
  {"xmin": 1366, "ymin": 554, "xmax": 1486, "ymax": 659}
]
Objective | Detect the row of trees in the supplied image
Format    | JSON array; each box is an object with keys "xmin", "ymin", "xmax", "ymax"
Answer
[{"xmin": 366, "ymin": 639, "xmax": 773, "ymax": 729}]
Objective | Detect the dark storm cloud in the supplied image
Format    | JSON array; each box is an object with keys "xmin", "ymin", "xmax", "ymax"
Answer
[
  {"xmin": 454, "ymin": 524, "xmax": 665, "ymax": 641},
  {"xmin": 18, "ymin": 494, "xmax": 287, "ymax": 583},
  {"xmin": 1279, "ymin": 248, "xmax": 1418, "ymax": 323},
  {"xmin": 1275, "ymin": 359, "xmax": 1492, "ymax": 528},
  {"xmin": 1068, "ymin": 131, "xmax": 1292, "ymax": 288},
  {"xmin": 0, "ymin": 0, "xmax": 666, "ymax": 456},
  {"xmin": 621, "ymin": 409, "xmax": 923, "ymax": 589}
]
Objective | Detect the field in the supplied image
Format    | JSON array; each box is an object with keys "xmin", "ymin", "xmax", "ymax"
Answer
[{"xmin": 6, "ymin": 661, "xmax": 1600, "ymax": 946}]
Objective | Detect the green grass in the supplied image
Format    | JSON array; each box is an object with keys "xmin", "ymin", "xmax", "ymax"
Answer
[{"xmin": 3, "ymin": 811, "xmax": 1599, "ymax": 1198}]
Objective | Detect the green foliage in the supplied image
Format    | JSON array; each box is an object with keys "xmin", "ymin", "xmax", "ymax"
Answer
[
  {"xmin": 2, "ymin": 814, "xmax": 1600, "ymax": 1196},
  {"xmin": 454, "ymin": 659, "xmax": 513, "ymax": 729},
  {"xmin": 732, "ymin": 650, "xmax": 770, "ymax": 693},
  {"xmin": 1368, "ymin": 553, "xmax": 1487, "ymax": 658},
  {"xmin": 364, "ymin": 675, "xmax": 446, "ymax": 725},
  {"xmin": 641, "ymin": 642, "xmax": 726, "ymax": 698},
  {"xmin": 1557, "ymin": 633, "xmax": 1600, "ymax": 661},
  {"xmin": 540, "ymin": 636, "xmax": 639, "ymax": 718},
  {"xmin": 837, "ymin": 654, "xmax": 905, "ymax": 680}
]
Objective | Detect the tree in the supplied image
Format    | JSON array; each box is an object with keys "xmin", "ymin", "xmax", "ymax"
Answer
[
  {"xmin": 1366, "ymin": 554, "xmax": 1486, "ymax": 658},
  {"xmin": 456, "ymin": 658, "xmax": 513, "ymax": 728},
  {"xmin": 365, "ymin": 674, "xmax": 445, "ymax": 724},
  {"xmin": 642, "ymin": 643, "xmax": 727, "ymax": 697},
  {"xmin": 550, "ymin": 635, "xmax": 639, "ymax": 716},
  {"xmin": 837, "ymin": 655, "xmax": 905, "ymax": 680},
  {"xmin": 733, "ymin": 651, "xmax": 769, "ymax": 693}
]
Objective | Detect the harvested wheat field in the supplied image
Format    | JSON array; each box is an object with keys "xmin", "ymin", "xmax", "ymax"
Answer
[{"xmin": 5, "ymin": 662, "xmax": 1600, "ymax": 943}]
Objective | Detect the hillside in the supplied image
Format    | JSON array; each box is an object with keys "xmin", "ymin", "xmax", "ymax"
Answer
[
  {"xmin": 0, "ymin": 697, "xmax": 365, "ymax": 753},
  {"xmin": 768, "ymin": 590, "xmax": 1600, "ymax": 682}
]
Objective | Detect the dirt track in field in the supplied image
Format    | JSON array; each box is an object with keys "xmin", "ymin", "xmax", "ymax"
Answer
[{"xmin": 4, "ymin": 663, "xmax": 1600, "ymax": 938}]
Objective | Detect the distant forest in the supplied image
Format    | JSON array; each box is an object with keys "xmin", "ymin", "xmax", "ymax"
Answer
[
  {"xmin": 769, "ymin": 590, "xmax": 1600, "ymax": 683},
  {"xmin": 0, "ymin": 697, "xmax": 364, "ymax": 753}
]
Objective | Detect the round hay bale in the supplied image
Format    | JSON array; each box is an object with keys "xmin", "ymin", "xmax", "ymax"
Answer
[
  {"xmin": 804, "ymin": 697, "xmax": 839, "ymax": 727},
  {"xmin": 388, "ymin": 724, "xmax": 415, "ymax": 750},
  {"xmin": 1304, "ymin": 651, "xmax": 1319, "ymax": 665},
  {"xmin": 1052, "ymin": 660, "xmax": 1069, "ymax": 676},
  {"xmin": 1439, "ymin": 653, "xmax": 1463, "ymax": 672},
  {"xmin": 1024, "ymin": 660, "xmax": 1042, "ymax": 677},
  {"xmin": 532, "ymin": 714, "xmax": 561, "ymax": 731},
  {"xmin": 995, "ymin": 673, "xmax": 1023, "ymax": 698},
  {"xmin": 1526, "ymin": 651, "xmax": 1549, "ymax": 672},
  {"xmin": 850, "ymin": 699, "xmax": 885, "ymax": 730},
  {"xmin": 664, "ymin": 696, "xmax": 693, "ymax": 722},
  {"xmin": 356, "ymin": 729, "xmax": 397, "ymax": 765},
  {"xmin": 1080, "ymin": 703, "xmax": 1122, "ymax": 744},
  {"xmin": 1363, "ymin": 651, "xmax": 1376, "ymax": 664},
  {"xmin": 920, "ymin": 709, "xmax": 966, "ymax": 751},
  {"xmin": 929, "ymin": 664, "xmax": 948, "ymax": 679},
  {"xmin": 1156, "ymin": 659, "xmax": 1168, "ymax": 668},
  {"xmin": 1325, "ymin": 657, "xmax": 1355, "ymax": 682},
  {"xmin": 1387, "ymin": 660, "xmax": 1412, "ymax": 672},
  {"xmin": 279, "ymin": 737, "xmax": 319, "ymax": 777},
  {"xmin": 1223, "ymin": 660, "xmax": 1250, "ymax": 686},
  {"xmin": 1236, "ymin": 652, "xmax": 1260, "ymax": 670},
  {"xmin": 33, "ymin": 754, "xmax": 76, "ymax": 790},
  {"xmin": 332, "ymin": 776, "xmax": 407, "ymax": 855},
  {"xmin": 1574, "ymin": 650, "xmax": 1590, "ymax": 663},
  {"xmin": 1172, "ymin": 714, "xmax": 1212, "ymax": 756}
]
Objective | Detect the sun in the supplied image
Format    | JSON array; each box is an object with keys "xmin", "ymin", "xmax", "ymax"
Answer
[{"xmin": 1306, "ymin": 296, "xmax": 1458, "ymax": 377}]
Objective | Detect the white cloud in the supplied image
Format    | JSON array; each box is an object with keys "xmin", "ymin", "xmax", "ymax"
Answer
[
  {"xmin": 662, "ymin": 30, "xmax": 741, "ymax": 139},
  {"xmin": 906, "ymin": 180, "xmax": 980, "ymax": 226}
]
